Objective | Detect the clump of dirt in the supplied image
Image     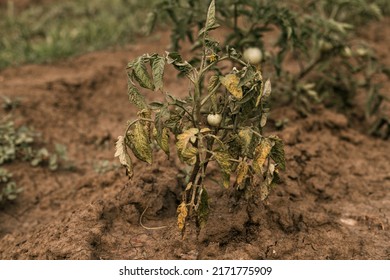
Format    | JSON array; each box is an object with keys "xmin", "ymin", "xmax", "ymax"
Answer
[{"xmin": 0, "ymin": 22, "xmax": 389, "ymax": 259}]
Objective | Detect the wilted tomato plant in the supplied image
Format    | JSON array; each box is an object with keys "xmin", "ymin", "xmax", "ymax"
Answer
[{"xmin": 115, "ymin": 0, "xmax": 285, "ymax": 232}]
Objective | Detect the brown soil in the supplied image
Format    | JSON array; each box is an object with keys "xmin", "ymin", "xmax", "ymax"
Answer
[{"xmin": 0, "ymin": 20, "xmax": 389, "ymax": 259}]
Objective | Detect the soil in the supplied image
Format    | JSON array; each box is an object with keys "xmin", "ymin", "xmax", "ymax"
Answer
[{"xmin": 0, "ymin": 11, "xmax": 389, "ymax": 259}]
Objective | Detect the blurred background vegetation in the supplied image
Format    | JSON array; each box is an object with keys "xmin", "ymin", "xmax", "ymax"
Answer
[
  {"xmin": 0, "ymin": 0, "xmax": 158, "ymax": 69},
  {"xmin": 0, "ymin": 0, "xmax": 388, "ymax": 70}
]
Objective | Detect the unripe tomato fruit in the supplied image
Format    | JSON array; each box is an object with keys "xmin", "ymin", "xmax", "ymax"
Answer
[
  {"xmin": 243, "ymin": 47, "xmax": 262, "ymax": 65},
  {"xmin": 207, "ymin": 114, "xmax": 222, "ymax": 127}
]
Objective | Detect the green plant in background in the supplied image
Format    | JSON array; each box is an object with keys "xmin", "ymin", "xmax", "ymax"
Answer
[
  {"xmin": 0, "ymin": 115, "xmax": 72, "ymax": 203},
  {"xmin": 0, "ymin": 167, "xmax": 22, "ymax": 204},
  {"xmin": 116, "ymin": 0, "xmax": 285, "ymax": 232},
  {"xmin": 93, "ymin": 160, "xmax": 121, "ymax": 174},
  {"xmin": 0, "ymin": 0, "xmax": 158, "ymax": 69},
  {"xmin": 146, "ymin": 0, "xmax": 390, "ymax": 138}
]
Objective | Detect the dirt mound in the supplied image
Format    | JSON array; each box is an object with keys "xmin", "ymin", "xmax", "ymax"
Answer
[{"xmin": 0, "ymin": 30, "xmax": 389, "ymax": 259}]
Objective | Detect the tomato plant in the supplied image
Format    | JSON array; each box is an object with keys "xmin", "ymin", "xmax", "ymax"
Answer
[{"xmin": 116, "ymin": 0, "xmax": 285, "ymax": 231}]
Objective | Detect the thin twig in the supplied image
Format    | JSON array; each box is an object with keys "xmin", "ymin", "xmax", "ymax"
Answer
[{"xmin": 139, "ymin": 206, "xmax": 167, "ymax": 230}]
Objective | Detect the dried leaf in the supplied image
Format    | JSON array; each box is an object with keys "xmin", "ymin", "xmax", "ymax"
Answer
[
  {"xmin": 236, "ymin": 161, "xmax": 249, "ymax": 186},
  {"xmin": 152, "ymin": 55, "xmax": 165, "ymax": 91},
  {"xmin": 128, "ymin": 122, "xmax": 152, "ymax": 164},
  {"xmin": 260, "ymin": 113, "xmax": 268, "ymax": 127},
  {"xmin": 220, "ymin": 74, "xmax": 243, "ymax": 100},
  {"xmin": 259, "ymin": 163, "xmax": 276, "ymax": 200},
  {"xmin": 208, "ymin": 74, "xmax": 220, "ymax": 96},
  {"xmin": 238, "ymin": 128, "xmax": 252, "ymax": 154},
  {"xmin": 253, "ymin": 138, "xmax": 273, "ymax": 175},
  {"xmin": 127, "ymin": 77, "xmax": 148, "ymax": 110},
  {"xmin": 114, "ymin": 136, "xmax": 133, "ymax": 178},
  {"xmin": 176, "ymin": 128, "xmax": 199, "ymax": 165},
  {"xmin": 133, "ymin": 57, "xmax": 155, "ymax": 90},
  {"xmin": 256, "ymin": 78, "xmax": 271, "ymax": 106},
  {"xmin": 177, "ymin": 202, "xmax": 188, "ymax": 231},
  {"xmin": 263, "ymin": 79, "xmax": 272, "ymax": 99},
  {"xmin": 259, "ymin": 181, "xmax": 270, "ymax": 201}
]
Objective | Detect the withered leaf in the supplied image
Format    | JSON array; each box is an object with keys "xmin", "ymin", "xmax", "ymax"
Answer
[
  {"xmin": 263, "ymin": 79, "xmax": 272, "ymax": 99},
  {"xmin": 176, "ymin": 128, "xmax": 199, "ymax": 165},
  {"xmin": 238, "ymin": 128, "xmax": 252, "ymax": 154},
  {"xmin": 220, "ymin": 74, "xmax": 243, "ymax": 100},
  {"xmin": 177, "ymin": 202, "xmax": 188, "ymax": 231},
  {"xmin": 236, "ymin": 161, "xmax": 249, "ymax": 186},
  {"xmin": 114, "ymin": 136, "xmax": 133, "ymax": 178},
  {"xmin": 214, "ymin": 150, "xmax": 233, "ymax": 174},
  {"xmin": 128, "ymin": 121, "xmax": 152, "ymax": 164},
  {"xmin": 252, "ymin": 138, "xmax": 273, "ymax": 175}
]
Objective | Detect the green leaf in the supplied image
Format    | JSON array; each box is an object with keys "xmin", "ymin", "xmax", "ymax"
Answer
[
  {"xmin": 144, "ymin": 11, "xmax": 157, "ymax": 36},
  {"xmin": 127, "ymin": 122, "xmax": 152, "ymax": 164},
  {"xmin": 269, "ymin": 135, "xmax": 286, "ymax": 170},
  {"xmin": 154, "ymin": 127, "xmax": 170, "ymax": 157},
  {"xmin": 198, "ymin": 0, "xmax": 220, "ymax": 37},
  {"xmin": 166, "ymin": 52, "xmax": 194, "ymax": 77},
  {"xmin": 133, "ymin": 57, "xmax": 155, "ymax": 90},
  {"xmin": 127, "ymin": 77, "xmax": 148, "ymax": 110},
  {"xmin": 151, "ymin": 55, "xmax": 165, "ymax": 91},
  {"xmin": 238, "ymin": 66, "xmax": 256, "ymax": 88},
  {"xmin": 197, "ymin": 187, "xmax": 209, "ymax": 228}
]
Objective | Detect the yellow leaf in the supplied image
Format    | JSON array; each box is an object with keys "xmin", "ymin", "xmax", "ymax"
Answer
[
  {"xmin": 236, "ymin": 161, "xmax": 249, "ymax": 186},
  {"xmin": 176, "ymin": 128, "xmax": 199, "ymax": 165},
  {"xmin": 253, "ymin": 138, "xmax": 273, "ymax": 175},
  {"xmin": 222, "ymin": 172, "xmax": 230, "ymax": 188},
  {"xmin": 214, "ymin": 151, "xmax": 232, "ymax": 174},
  {"xmin": 180, "ymin": 146, "xmax": 198, "ymax": 165},
  {"xmin": 114, "ymin": 136, "xmax": 133, "ymax": 178},
  {"xmin": 220, "ymin": 74, "xmax": 243, "ymax": 100},
  {"xmin": 177, "ymin": 202, "xmax": 188, "ymax": 231},
  {"xmin": 128, "ymin": 121, "xmax": 152, "ymax": 164}
]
